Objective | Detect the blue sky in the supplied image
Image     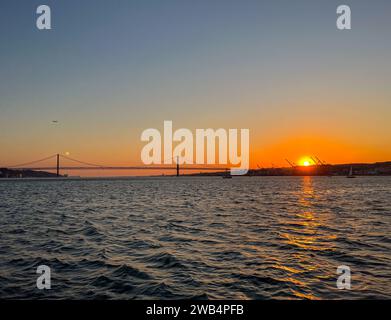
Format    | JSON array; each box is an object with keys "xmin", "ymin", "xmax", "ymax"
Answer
[{"xmin": 1, "ymin": 0, "xmax": 391, "ymax": 168}]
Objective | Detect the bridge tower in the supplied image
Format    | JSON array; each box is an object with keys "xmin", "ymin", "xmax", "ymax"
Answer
[
  {"xmin": 176, "ymin": 156, "xmax": 179, "ymax": 177},
  {"xmin": 56, "ymin": 154, "xmax": 60, "ymax": 177}
]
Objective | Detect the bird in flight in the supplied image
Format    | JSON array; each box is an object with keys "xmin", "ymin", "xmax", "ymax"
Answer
[{"xmin": 52, "ymin": 120, "xmax": 59, "ymax": 124}]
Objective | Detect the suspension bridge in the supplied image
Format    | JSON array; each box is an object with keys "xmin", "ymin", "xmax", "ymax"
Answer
[{"xmin": 2, "ymin": 154, "xmax": 229, "ymax": 177}]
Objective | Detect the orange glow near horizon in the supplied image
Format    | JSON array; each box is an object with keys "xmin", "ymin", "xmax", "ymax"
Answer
[
  {"xmin": 3, "ymin": 132, "xmax": 391, "ymax": 177},
  {"xmin": 250, "ymin": 134, "xmax": 391, "ymax": 170}
]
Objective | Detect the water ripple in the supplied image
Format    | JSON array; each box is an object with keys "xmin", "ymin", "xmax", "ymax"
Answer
[{"xmin": 0, "ymin": 176, "xmax": 390, "ymax": 299}]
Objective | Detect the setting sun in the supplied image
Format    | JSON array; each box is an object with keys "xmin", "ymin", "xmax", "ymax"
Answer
[{"xmin": 299, "ymin": 157, "xmax": 313, "ymax": 167}]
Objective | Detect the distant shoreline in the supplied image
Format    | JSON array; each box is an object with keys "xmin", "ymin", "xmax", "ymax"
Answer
[{"xmin": 1, "ymin": 161, "xmax": 391, "ymax": 179}]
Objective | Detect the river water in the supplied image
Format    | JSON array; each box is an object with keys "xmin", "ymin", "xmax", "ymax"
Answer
[{"xmin": 0, "ymin": 176, "xmax": 390, "ymax": 299}]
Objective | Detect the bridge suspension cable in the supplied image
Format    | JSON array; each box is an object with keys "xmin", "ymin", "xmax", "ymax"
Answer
[
  {"xmin": 4, "ymin": 154, "xmax": 58, "ymax": 168},
  {"xmin": 3, "ymin": 154, "xmax": 229, "ymax": 175},
  {"xmin": 59, "ymin": 154, "xmax": 105, "ymax": 167}
]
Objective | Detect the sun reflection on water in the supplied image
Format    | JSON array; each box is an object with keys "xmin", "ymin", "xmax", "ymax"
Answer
[{"xmin": 276, "ymin": 176, "xmax": 337, "ymax": 299}]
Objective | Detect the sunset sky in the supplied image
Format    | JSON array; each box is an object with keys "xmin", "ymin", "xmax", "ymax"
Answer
[{"xmin": 1, "ymin": 0, "xmax": 391, "ymax": 175}]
